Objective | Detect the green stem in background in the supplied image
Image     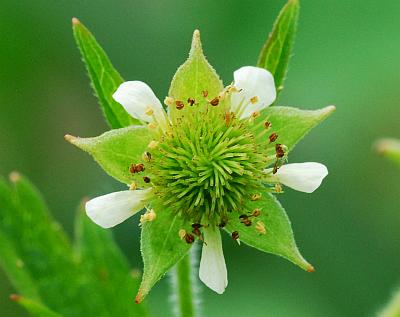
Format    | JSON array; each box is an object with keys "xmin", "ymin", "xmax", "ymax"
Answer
[
  {"xmin": 172, "ymin": 252, "xmax": 198, "ymax": 317},
  {"xmin": 378, "ymin": 289, "xmax": 400, "ymax": 317}
]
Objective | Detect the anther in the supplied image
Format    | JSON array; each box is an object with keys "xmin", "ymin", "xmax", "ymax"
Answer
[
  {"xmin": 143, "ymin": 176, "xmax": 151, "ymax": 183},
  {"xmin": 142, "ymin": 151, "xmax": 152, "ymax": 162},
  {"xmin": 255, "ymin": 221, "xmax": 267, "ymax": 234},
  {"xmin": 269, "ymin": 132, "xmax": 278, "ymax": 143},
  {"xmin": 239, "ymin": 214, "xmax": 252, "ymax": 226},
  {"xmin": 187, "ymin": 98, "xmax": 195, "ymax": 106},
  {"xmin": 130, "ymin": 163, "xmax": 145, "ymax": 174},
  {"xmin": 250, "ymin": 193, "xmax": 262, "ymax": 201},
  {"xmin": 140, "ymin": 209, "xmax": 156, "ymax": 224},
  {"xmin": 252, "ymin": 208, "xmax": 261, "ymax": 217},
  {"xmin": 264, "ymin": 121, "xmax": 271, "ymax": 129},
  {"xmin": 148, "ymin": 140, "xmax": 159, "ymax": 149},
  {"xmin": 202, "ymin": 90, "xmax": 208, "ymax": 97},
  {"xmin": 210, "ymin": 97, "xmax": 219, "ymax": 106},
  {"xmin": 179, "ymin": 229, "xmax": 195, "ymax": 244},
  {"xmin": 218, "ymin": 221, "xmax": 227, "ymax": 228},
  {"xmin": 275, "ymin": 144, "xmax": 285, "ymax": 158},
  {"xmin": 164, "ymin": 96, "xmax": 175, "ymax": 107},
  {"xmin": 148, "ymin": 122, "xmax": 158, "ymax": 129},
  {"xmin": 145, "ymin": 106, "xmax": 154, "ymax": 116},
  {"xmin": 231, "ymin": 231, "xmax": 239, "ymax": 241},
  {"xmin": 175, "ymin": 100, "xmax": 184, "ymax": 110},
  {"xmin": 251, "ymin": 111, "xmax": 260, "ymax": 118},
  {"xmin": 250, "ymin": 96, "xmax": 259, "ymax": 104},
  {"xmin": 129, "ymin": 182, "xmax": 137, "ymax": 190},
  {"xmin": 274, "ymin": 184, "xmax": 283, "ymax": 193}
]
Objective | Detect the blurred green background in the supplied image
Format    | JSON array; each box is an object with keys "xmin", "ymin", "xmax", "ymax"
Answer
[{"xmin": 1, "ymin": 0, "xmax": 400, "ymax": 316}]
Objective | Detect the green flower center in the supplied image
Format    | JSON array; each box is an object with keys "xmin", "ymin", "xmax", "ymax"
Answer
[{"xmin": 149, "ymin": 106, "xmax": 270, "ymax": 225}]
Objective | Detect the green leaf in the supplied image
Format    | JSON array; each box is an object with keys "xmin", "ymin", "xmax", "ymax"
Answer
[
  {"xmin": 74, "ymin": 201, "xmax": 149, "ymax": 316},
  {"xmin": 225, "ymin": 190, "xmax": 313, "ymax": 271},
  {"xmin": 252, "ymin": 105, "xmax": 335, "ymax": 155},
  {"xmin": 11, "ymin": 295, "xmax": 62, "ymax": 317},
  {"xmin": 375, "ymin": 138, "xmax": 400, "ymax": 166},
  {"xmin": 257, "ymin": 0, "xmax": 300, "ymax": 96},
  {"xmin": 66, "ymin": 126, "xmax": 152, "ymax": 185},
  {"xmin": 136, "ymin": 199, "xmax": 192, "ymax": 303},
  {"xmin": 168, "ymin": 30, "xmax": 224, "ymax": 122},
  {"xmin": 72, "ymin": 18, "xmax": 139, "ymax": 129}
]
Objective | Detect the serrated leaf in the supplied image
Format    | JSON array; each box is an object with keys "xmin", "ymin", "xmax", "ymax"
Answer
[
  {"xmin": 72, "ymin": 18, "xmax": 139, "ymax": 129},
  {"xmin": 74, "ymin": 202, "xmax": 148, "ymax": 316},
  {"xmin": 136, "ymin": 199, "xmax": 192, "ymax": 303},
  {"xmin": 257, "ymin": 0, "xmax": 299, "ymax": 96},
  {"xmin": 66, "ymin": 126, "xmax": 152, "ymax": 185},
  {"xmin": 375, "ymin": 138, "xmax": 400, "ymax": 166},
  {"xmin": 252, "ymin": 105, "xmax": 335, "ymax": 155},
  {"xmin": 168, "ymin": 30, "xmax": 224, "ymax": 122},
  {"xmin": 225, "ymin": 190, "xmax": 313, "ymax": 271},
  {"xmin": 11, "ymin": 295, "xmax": 62, "ymax": 317}
]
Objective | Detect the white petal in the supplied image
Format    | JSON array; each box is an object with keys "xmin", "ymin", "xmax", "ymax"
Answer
[
  {"xmin": 85, "ymin": 188, "xmax": 153, "ymax": 228},
  {"xmin": 199, "ymin": 227, "xmax": 228, "ymax": 294},
  {"xmin": 113, "ymin": 81, "xmax": 167, "ymax": 130},
  {"xmin": 231, "ymin": 66, "xmax": 276, "ymax": 119},
  {"xmin": 266, "ymin": 162, "xmax": 328, "ymax": 193}
]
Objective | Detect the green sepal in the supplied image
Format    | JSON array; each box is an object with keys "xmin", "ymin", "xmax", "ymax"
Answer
[
  {"xmin": 74, "ymin": 201, "xmax": 149, "ymax": 316},
  {"xmin": 168, "ymin": 30, "xmax": 224, "ymax": 122},
  {"xmin": 72, "ymin": 18, "xmax": 140, "ymax": 128},
  {"xmin": 225, "ymin": 190, "xmax": 313, "ymax": 272},
  {"xmin": 252, "ymin": 105, "xmax": 335, "ymax": 155},
  {"xmin": 257, "ymin": 0, "xmax": 300, "ymax": 96},
  {"xmin": 375, "ymin": 138, "xmax": 400, "ymax": 166},
  {"xmin": 10, "ymin": 295, "xmax": 62, "ymax": 317},
  {"xmin": 136, "ymin": 199, "xmax": 192, "ymax": 303},
  {"xmin": 66, "ymin": 126, "xmax": 152, "ymax": 185}
]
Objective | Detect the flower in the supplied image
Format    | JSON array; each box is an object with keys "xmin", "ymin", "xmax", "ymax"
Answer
[{"xmin": 84, "ymin": 63, "xmax": 328, "ymax": 294}]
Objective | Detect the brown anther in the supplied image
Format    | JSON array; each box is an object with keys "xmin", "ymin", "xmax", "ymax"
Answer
[
  {"xmin": 224, "ymin": 111, "xmax": 232, "ymax": 126},
  {"xmin": 187, "ymin": 98, "xmax": 195, "ymax": 106},
  {"xmin": 210, "ymin": 97, "xmax": 219, "ymax": 106},
  {"xmin": 231, "ymin": 231, "xmax": 239, "ymax": 240},
  {"xmin": 269, "ymin": 133, "xmax": 278, "ymax": 143},
  {"xmin": 175, "ymin": 100, "xmax": 184, "ymax": 110},
  {"xmin": 130, "ymin": 163, "xmax": 145, "ymax": 174},
  {"xmin": 184, "ymin": 233, "xmax": 195, "ymax": 244},
  {"xmin": 239, "ymin": 214, "xmax": 248, "ymax": 220},
  {"xmin": 242, "ymin": 219, "xmax": 252, "ymax": 226},
  {"xmin": 218, "ymin": 221, "xmax": 226, "ymax": 228},
  {"xmin": 192, "ymin": 223, "xmax": 202, "ymax": 229},
  {"xmin": 275, "ymin": 144, "xmax": 285, "ymax": 158},
  {"xmin": 251, "ymin": 111, "xmax": 260, "ymax": 118},
  {"xmin": 252, "ymin": 208, "xmax": 261, "ymax": 217},
  {"xmin": 264, "ymin": 121, "xmax": 271, "ymax": 129},
  {"xmin": 250, "ymin": 96, "xmax": 259, "ymax": 104},
  {"xmin": 143, "ymin": 176, "xmax": 151, "ymax": 183},
  {"xmin": 202, "ymin": 90, "xmax": 209, "ymax": 97},
  {"xmin": 250, "ymin": 193, "xmax": 262, "ymax": 201}
]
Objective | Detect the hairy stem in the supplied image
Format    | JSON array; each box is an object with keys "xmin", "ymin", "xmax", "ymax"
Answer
[{"xmin": 174, "ymin": 254, "xmax": 196, "ymax": 317}]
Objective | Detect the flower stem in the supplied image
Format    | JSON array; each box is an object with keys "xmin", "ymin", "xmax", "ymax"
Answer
[{"xmin": 175, "ymin": 253, "xmax": 196, "ymax": 317}]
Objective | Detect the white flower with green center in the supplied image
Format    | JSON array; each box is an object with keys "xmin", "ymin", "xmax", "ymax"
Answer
[{"xmin": 66, "ymin": 28, "xmax": 335, "ymax": 302}]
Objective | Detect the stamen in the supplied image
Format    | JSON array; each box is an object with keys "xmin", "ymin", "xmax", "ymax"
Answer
[
  {"xmin": 250, "ymin": 193, "xmax": 262, "ymax": 201},
  {"xmin": 148, "ymin": 140, "xmax": 159, "ymax": 149},
  {"xmin": 250, "ymin": 96, "xmax": 259, "ymax": 104},
  {"xmin": 148, "ymin": 122, "xmax": 158, "ymax": 129},
  {"xmin": 130, "ymin": 163, "xmax": 145, "ymax": 173},
  {"xmin": 264, "ymin": 121, "xmax": 271, "ymax": 129},
  {"xmin": 269, "ymin": 133, "xmax": 278, "ymax": 143},
  {"xmin": 231, "ymin": 231, "xmax": 240, "ymax": 242},
  {"xmin": 209, "ymin": 97, "xmax": 219, "ymax": 106},
  {"xmin": 164, "ymin": 96, "xmax": 175, "ymax": 107},
  {"xmin": 175, "ymin": 100, "xmax": 184, "ymax": 110},
  {"xmin": 142, "ymin": 151, "xmax": 152, "ymax": 162},
  {"xmin": 145, "ymin": 106, "xmax": 154, "ymax": 116},
  {"xmin": 202, "ymin": 90, "xmax": 208, "ymax": 97},
  {"xmin": 255, "ymin": 221, "xmax": 267, "ymax": 234},
  {"xmin": 129, "ymin": 182, "xmax": 137, "ymax": 190},
  {"xmin": 143, "ymin": 176, "xmax": 151, "ymax": 183},
  {"xmin": 252, "ymin": 208, "xmax": 261, "ymax": 217},
  {"xmin": 140, "ymin": 209, "xmax": 156, "ymax": 225},
  {"xmin": 187, "ymin": 98, "xmax": 195, "ymax": 106}
]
